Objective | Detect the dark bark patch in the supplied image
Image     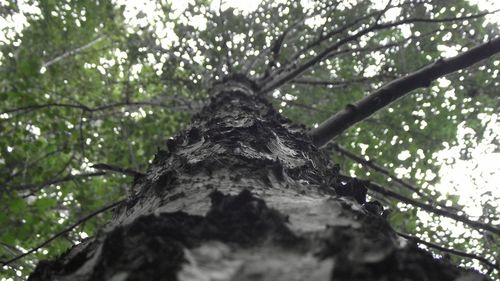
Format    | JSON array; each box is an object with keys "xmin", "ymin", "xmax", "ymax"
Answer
[
  {"xmin": 151, "ymin": 149, "xmax": 170, "ymax": 166},
  {"xmin": 332, "ymin": 246, "xmax": 486, "ymax": 281},
  {"xmin": 153, "ymin": 170, "xmax": 178, "ymax": 194},
  {"xmin": 316, "ymin": 209, "xmax": 396, "ymax": 262},
  {"xmin": 333, "ymin": 177, "xmax": 368, "ymax": 204},
  {"xmin": 91, "ymin": 219, "xmax": 188, "ymax": 281},
  {"xmin": 187, "ymin": 126, "xmax": 202, "ymax": 144},
  {"xmin": 205, "ymin": 189, "xmax": 299, "ymax": 246},
  {"xmin": 166, "ymin": 138, "xmax": 178, "ymax": 153}
]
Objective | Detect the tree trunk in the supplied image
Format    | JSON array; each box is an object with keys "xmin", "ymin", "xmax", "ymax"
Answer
[{"xmin": 28, "ymin": 75, "xmax": 489, "ymax": 281}]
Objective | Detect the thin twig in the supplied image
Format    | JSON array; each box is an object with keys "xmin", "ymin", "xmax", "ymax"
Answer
[
  {"xmin": 1, "ymin": 100, "xmax": 194, "ymax": 118},
  {"xmin": 292, "ymin": 75, "xmax": 388, "ymax": 87},
  {"xmin": 91, "ymin": 163, "xmax": 144, "ymax": 178},
  {"xmin": 0, "ymin": 199, "xmax": 125, "ymax": 267},
  {"xmin": 15, "ymin": 172, "xmax": 107, "ymax": 198},
  {"xmin": 41, "ymin": 36, "xmax": 104, "ymax": 70},
  {"xmin": 332, "ymin": 143, "xmax": 423, "ymax": 195},
  {"xmin": 331, "ymin": 143, "xmax": 465, "ymax": 212},
  {"xmin": 366, "ymin": 181, "xmax": 500, "ymax": 235},
  {"xmin": 261, "ymin": 11, "xmax": 499, "ymax": 94},
  {"xmin": 396, "ymin": 231, "xmax": 499, "ymax": 271}
]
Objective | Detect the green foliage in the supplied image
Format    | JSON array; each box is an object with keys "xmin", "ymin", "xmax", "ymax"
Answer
[{"xmin": 0, "ymin": 0, "xmax": 498, "ymax": 279}]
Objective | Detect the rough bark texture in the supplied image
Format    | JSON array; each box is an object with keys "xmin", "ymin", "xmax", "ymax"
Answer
[{"xmin": 28, "ymin": 76, "xmax": 489, "ymax": 281}]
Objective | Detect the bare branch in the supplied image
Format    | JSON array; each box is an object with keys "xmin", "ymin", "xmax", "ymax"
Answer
[
  {"xmin": 272, "ymin": 26, "xmax": 442, "ymax": 89},
  {"xmin": 260, "ymin": 11, "xmax": 499, "ymax": 94},
  {"xmin": 396, "ymin": 231, "xmax": 499, "ymax": 271},
  {"xmin": 309, "ymin": 37, "xmax": 500, "ymax": 147},
  {"xmin": 240, "ymin": 32, "xmax": 269, "ymax": 76},
  {"xmin": 292, "ymin": 75, "xmax": 391, "ymax": 87},
  {"xmin": 374, "ymin": 0, "xmax": 393, "ymax": 24},
  {"xmin": 243, "ymin": 12, "xmax": 316, "ymax": 77},
  {"xmin": 1, "ymin": 148, "xmax": 64, "ymax": 186},
  {"xmin": 1, "ymin": 100, "xmax": 195, "ymax": 119},
  {"xmin": 2, "ymin": 103, "xmax": 91, "ymax": 115},
  {"xmin": 365, "ymin": 181, "xmax": 500, "ymax": 235},
  {"xmin": 91, "ymin": 163, "xmax": 145, "ymax": 178},
  {"xmin": 284, "ymin": 100, "xmax": 445, "ymax": 153},
  {"xmin": 14, "ymin": 172, "xmax": 107, "ymax": 198},
  {"xmin": 0, "ymin": 199, "xmax": 125, "ymax": 267},
  {"xmin": 332, "ymin": 143, "xmax": 424, "ymax": 196},
  {"xmin": 41, "ymin": 36, "xmax": 104, "ymax": 71},
  {"xmin": 288, "ymin": 10, "xmax": 381, "ymax": 66},
  {"xmin": 259, "ymin": 26, "xmax": 294, "ymax": 80},
  {"xmin": 331, "ymin": 143, "xmax": 463, "ymax": 213}
]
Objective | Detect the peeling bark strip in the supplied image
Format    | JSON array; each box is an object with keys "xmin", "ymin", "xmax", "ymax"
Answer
[
  {"xmin": 28, "ymin": 77, "xmax": 491, "ymax": 281},
  {"xmin": 309, "ymin": 37, "xmax": 500, "ymax": 147}
]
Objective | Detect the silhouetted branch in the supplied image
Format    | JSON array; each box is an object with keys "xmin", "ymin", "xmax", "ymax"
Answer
[
  {"xmin": 261, "ymin": 11, "xmax": 499, "ymax": 94},
  {"xmin": 91, "ymin": 163, "xmax": 145, "ymax": 178},
  {"xmin": 366, "ymin": 181, "xmax": 500, "ymax": 235},
  {"xmin": 218, "ymin": 2, "xmax": 233, "ymax": 74},
  {"xmin": 243, "ymin": 12, "xmax": 316, "ymax": 77},
  {"xmin": 1, "ymin": 148, "xmax": 64, "ymax": 187},
  {"xmin": 287, "ymin": 27, "xmax": 442, "ymax": 89},
  {"xmin": 0, "ymin": 199, "xmax": 125, "ymax": 267},
  {"xmin": 331, "ymin": 143, "xmax": 466, "ymax": 214},
  {"xmin": 78, "ymin": 112, "xmax": 86, "ymax": 162},
  {"xmin": 1, "ymin": 100, "xmax": 194, "ymax": 119},
  {"xmin": 282, "ymin": 0, "xmax": 423, "ymax": 70},
  {"xmin": 15, "ymin": 172, "xmax": 107, "ymax": 198},
  {"xmin": 396, "ymin": 231, "xmax": 499, "ymax": 271},
  {"xmin": 2, "ymin": 103, "xmax": 91, "ymax": 115},
  {"xmin": 285, "ymin": 97, "xmax": 445, "ymax": 149},
  {"xmin": 374, "ymin": 0, "xmax": 393, "ymax": 24},
  {"xmin": 332, "ymin": 143, "xmax": 424, "ymax": 196},
  {"xmin": 309, "ymin": 37, "xmax": 500, "ymax": 147},
  {"xmin": 288, "ymin": 9, "xmax": 381, "ymax": 66},
  {"xmin": 292, "ymin": 76, "xmax": 388, "ymax": 87}
]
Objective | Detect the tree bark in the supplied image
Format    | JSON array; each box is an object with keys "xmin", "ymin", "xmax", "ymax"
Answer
[{"xmin": 28, "ymin": 75, "xmax": 490, "ymax": 281}]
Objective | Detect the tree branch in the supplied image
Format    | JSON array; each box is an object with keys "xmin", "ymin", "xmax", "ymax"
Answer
[
  {"xmin": 309, "ymin": 37, "xmax": 500, "ymax": 147},
  {"xmin": 331, "ymin": 143, "xmax": 424, "ymax": 196},
  {"xmin": 285, "ymin": 27, "xmax": 443, "ymax": 90},
  {"xmin": 365, "ymin": 181, "xmax": 500, "ymax": 235},
  {"xmin": 331, "ymin": 143, "xmax": 465, "ymax": 213},
  {"xmin": 0, "ymin": 199, "xmax": 125, "ymax": 267},
  {"xmin": 260, "ymin": 11, "xmax": 498, "ymax": 94},
  {"xmin": 1, "ymin": 148, "xmax": 64, "ymax": 187},
  {"xmin": 41, "ymin": 36, "xmax": 104, "ymax": 71},
  {"xmin": 287, "ymin": 9, "xmax": 382, "ymax": 66},
  {"xmin": 15, "ymin": 172, "xmax": 107, "ymax": 198},
  {"xmin": 1, "ymin": 100, "xmax": 195, "ymax": 119},
  {"xmin": 91, "ymin": 163, "xmax": 145, "ymax": 178},
  {"xmin": 292, "ymin": 75, "xmax": 391, "ymax": 87},
  {"xmin": 396, "ymin": 231, "xmax": 499, "ymax": 271}
]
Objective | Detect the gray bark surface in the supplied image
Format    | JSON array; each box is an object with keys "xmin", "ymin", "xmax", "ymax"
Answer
[{"xmin": 28, "ymin": 76, "xmax": 490, "ymax": 281}]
